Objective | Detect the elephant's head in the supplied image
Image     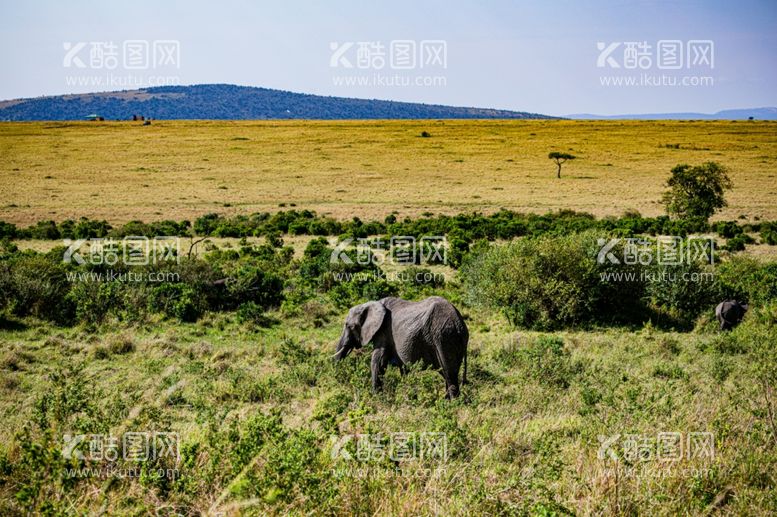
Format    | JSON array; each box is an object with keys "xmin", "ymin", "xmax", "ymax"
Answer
[
  {"xmin": 735, "ymin": 301, "xmax": 749, "ymax": 323},
  {"xmin": 333, "ymin": 301, "xmax": 386, "ymax": 361}
]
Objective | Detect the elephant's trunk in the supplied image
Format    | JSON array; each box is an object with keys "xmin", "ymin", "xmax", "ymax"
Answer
[{"xmin": 333, "ymin": 333, "xmax": 349, "ymax": 361}]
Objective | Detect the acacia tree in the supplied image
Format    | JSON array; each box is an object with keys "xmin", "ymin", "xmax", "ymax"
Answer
[
  {"xmin": 661, "ymin": 162, "xmax": 732, "ymax": 221},
  {"xmin": 548, "ymin": 152, "xmax": 576, "ymax": 178}
]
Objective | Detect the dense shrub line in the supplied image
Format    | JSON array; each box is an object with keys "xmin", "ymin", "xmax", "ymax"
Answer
[
  {"xmin": 0, "ymin": 236, "xmax": 442, "ymax": 326},
  {"xmin": 460, "ymin": 230, "xmax": 777, "ymax": 330},
  {"xmin": 1, "ymin": 210, "xmax": 775, "ymax": 245},
  {"xmin": 1, "ymin": 211, "xmax": 775, "ymax": 328}
]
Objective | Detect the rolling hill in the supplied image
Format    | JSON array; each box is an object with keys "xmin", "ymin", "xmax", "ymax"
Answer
[
  {"xmin": 0, "ymin": 84, "xmax": 553, "ymax": 121},
  {"xmin": 567, "ymin": 107, "xmax": 777, "ymax": 120}
]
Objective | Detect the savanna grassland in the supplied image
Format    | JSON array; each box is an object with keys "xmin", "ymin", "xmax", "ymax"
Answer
[
  {"xmin": 1, "ymin": 308, "xmax": 776, "ymax": 515},
  {"xmin": 1, "ymin": 119, "xmax": 777, "ymax": 516},
  {"xmin": 0, "ymin": 120, "xmax": 776, "ymax": 225}
]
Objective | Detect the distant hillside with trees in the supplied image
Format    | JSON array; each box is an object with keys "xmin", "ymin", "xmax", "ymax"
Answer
[{"xmin": 0, "ymin": 84, "xmax": 554, "ymax": 121}]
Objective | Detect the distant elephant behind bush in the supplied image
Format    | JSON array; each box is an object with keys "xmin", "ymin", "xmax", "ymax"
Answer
[{"xmin": 715, "ymin": 300, "xmax": 748, "ymax": 330}]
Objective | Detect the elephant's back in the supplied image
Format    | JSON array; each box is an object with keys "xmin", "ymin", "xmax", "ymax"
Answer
[
  {"xmin": 716, "ymin": 300, "xmax": 736, "ymax": 317},
  {"xmin": 383, "ymin": 296, "xmax": 467, "ymax": 340},
  {"xmin": 424, "ymin": 297, "xmax": 468, "ymax": 340}
]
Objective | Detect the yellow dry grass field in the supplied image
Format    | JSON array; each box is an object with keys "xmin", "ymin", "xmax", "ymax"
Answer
[{"xmin": 0, "ymin": 119, "xmax": 775, "ymax": 225}]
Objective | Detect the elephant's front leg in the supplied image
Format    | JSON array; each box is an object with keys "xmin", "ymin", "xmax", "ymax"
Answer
[{"xmin": 371, "ymin": 348, "xmax": 389, "ymax": 392}]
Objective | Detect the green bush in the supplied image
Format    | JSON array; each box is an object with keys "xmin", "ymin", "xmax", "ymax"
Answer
[
  {"xmin": 148, "ymin": 283, "xmax": 204, "ymax": 322},
  {"xmin": 68, "ymin": 280, "xmax": 124, "ymax": 324},
  {"xmin": 73, "ymin": 217, "xmax": 112, "ymax": 239},
  {"xmin": 724, "ymin": 234, "xmax": 754, "ymax": 252},
  {"xmin": 760, "ymin": 222, "xmax": 777, "ymax": 245},
  {"xmin": 462, "ymin": 231, "xmax": 723, "ymax": 329},
  {"xmin": 360, "ymin": 277, "xmax": 399, "ymax": 301},
  {"xmin": 0, "ymin": 245, "xmax": 290, "ymax": 325},
  {"xmin": 297, "ymin": 237, "xmax": 392, "ymax": 307},
  {"xmin": 298, "ymin": 237, "xmax": 335, "ymax": 286},
  {"xmin": 0, "ymin": 221, "xmax": 19, "ymax": 240},
  {"xmin": 27, "ymin": 220, "xmax": 61, "ymax": 240},
  {"xmin": 717, "ymin": 256, "xmax": 777, "ymax": 306},
  {"xmin": 328, "ymin": 274, "xmax": 399, "ymax": 309},
  {"xmin": 393, "ymin": 363, "xmax": 444, "ymax": 406},
  {"xmin": 519, "ymin": 336, "xmax": 580, "ymax": 389},
  {"xmin": 265, "ymin": 231, "xmax": 284, "ymax": 248},
  {"xmin": 226, "ymin": 265, "xmax": 284, "ymax": 309},
  {"xmin": 312, "ymin": 391, "xmax": 351, "ymax": 432},
  {"xmin": 714, "ymin": 221, "xmax": 743, "ymax": 239},
  {"xmin": 236, "ymin": 301, "xmax": 265, "ymax": 325},
  {"xmin": 461, "ymin": 231, "xmax": 623, "ymax": 329},
  {"xmin": 644, "ymin": 261, "xmax": 719, "ymax": 323},
  {"xmin": 11, "ymin": 366, "xmax": 109, "ymax": 512},
  {"xmin": 1, "ymin": 254, "xmax": 74, "ymax": 324}
]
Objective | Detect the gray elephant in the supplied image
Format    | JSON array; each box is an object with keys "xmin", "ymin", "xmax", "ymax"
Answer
[
  {"xmin": 715, "ymin": 300, "xmax": 748, "ymax": 330},
  {"xmin": 333, "ymin": 296, "xmax": 468, "ymax": 398}
]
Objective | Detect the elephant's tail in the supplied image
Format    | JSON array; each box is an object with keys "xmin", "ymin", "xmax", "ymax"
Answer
[{"xmin": 462, "ymin": 341, "xmax": 468, "ymax": 385}]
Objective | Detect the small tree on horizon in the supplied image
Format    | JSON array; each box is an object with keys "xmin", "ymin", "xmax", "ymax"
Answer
[
  {"xmin": 661, "ymin": 161, "xmax": 732, "ymax": 222},
  {"xmin": 548, "ymin": 152, "xmax": 576, "ymax": 178}
]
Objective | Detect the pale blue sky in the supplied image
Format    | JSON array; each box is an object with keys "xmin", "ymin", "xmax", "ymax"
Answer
[{"xmin": 0, "ymin": 0, "xmax": 775, "ymax": 116}]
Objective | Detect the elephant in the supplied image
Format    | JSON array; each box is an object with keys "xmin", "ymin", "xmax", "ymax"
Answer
[
  {"xmin": 333, "ymin": 296, "xmax": 468, "ymax": 399},
  {"xmin": 715, "ymin": 300, "xmax": 748, "ymax": 330}
]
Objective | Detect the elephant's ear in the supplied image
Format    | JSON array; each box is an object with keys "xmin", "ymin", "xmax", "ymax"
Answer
[{"xmin": 358, "ymin": 301, "xmax": 387, "ymax": 346}]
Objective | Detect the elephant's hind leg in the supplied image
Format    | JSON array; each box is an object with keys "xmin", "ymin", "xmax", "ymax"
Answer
[
  {"xmin": 441, "ymin": 349, "xmax": 463, "ymax": 399},
  {"xmin": 445, "ymin": 382, "xmax": 460, "ymax": 399},
  {"xmin": 441, "ymin": 356, "xmax": 461, "ymax": 398}
]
